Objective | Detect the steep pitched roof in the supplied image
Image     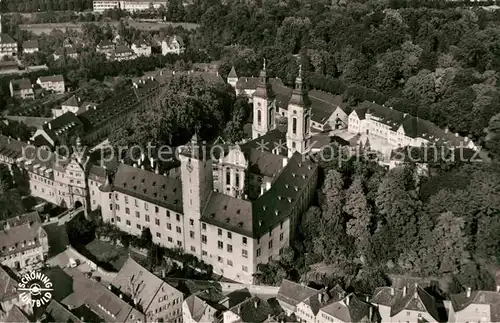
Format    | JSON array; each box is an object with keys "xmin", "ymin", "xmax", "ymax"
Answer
[
  {"xmin": 237, "ymin": 77, "xmax": 260, "ymax": 90},
  {"xmin": 228, "ymin": 66, "xmax": 238, "ymax": 79},
  {"xmin": 0, "ymin": 266, "xmax": 19, "ymax": 303},
  {"xmin": 10, "ymin": 78, "xmax": 32, "ymax": 91},
  {"xmin": 389, "ymin": 285, "xmax": 441, "ymax": 321},
  {"xmin": 40, "ymin": 111, "xmax": 82, "ymax": 144},
  {"xmin": 22, "ymin": 40, "xmax": 38, "ymax": 49},
  {"xmin": 450, "ymin": 290, "xmax": 500, "ymax": 322},
  {"xmin": 112, "ymin": 163, "xmax": 183, "ymax": 213},
  {"xmin": 320, "ymin": 294, "xmax": 372, "ymax": 323},
  {"xmin": 45, "ymin": 300, "xmax": 82, "ymax": 323},
  {"xmin": 0, "ymin": 212, "xmax": 47, "ymax": 258},
  {"xmin": 38, "ymin": 74, "xmax": 64, "ymax": 83},
  {"xmin": 185, "ymin": 293, "xmax": 224, "ymax": 322},
  {"xmin": 277, "ymin": 280, "xmax": 319, "ymax": 307},
  {"xmin": 62, "ymin": 95, "xmax": 80, "ymax": 107},
  {"xmin": 0, "ymin": 33, "xmax": 15, "ymax": 44},
  {"xmin": 229, "ymin": 297, "xmax": 281, "ymax": 323},
  {"xmin": 4, "ymin": 305, "xmax": 30, "ymax": 323},
  {"xmin": 201, "ymin": 192, "xmax": 253, "ymax": 236},
  {"xmin": 371, "ymin": 286, "xmax": 403, "ymax": 307}
]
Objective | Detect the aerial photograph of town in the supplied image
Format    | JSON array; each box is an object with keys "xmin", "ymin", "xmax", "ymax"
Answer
[{"xmin": 0, "ymin": 0, "xmax": 499, "ymax": 321}]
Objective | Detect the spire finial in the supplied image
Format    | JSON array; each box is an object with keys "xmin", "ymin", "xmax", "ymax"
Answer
[
  {"xmin": 263, "ymin": 58, "xmax": 266, "ymax": 71},
  {"xmin": 298, "ymin": 64, "xmax": 302, "ymax": 79}
]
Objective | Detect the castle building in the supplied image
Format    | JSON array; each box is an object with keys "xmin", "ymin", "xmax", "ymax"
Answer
[{"xmin": 0, "ymin": 63, "xmax": 319, "ymax": 284}]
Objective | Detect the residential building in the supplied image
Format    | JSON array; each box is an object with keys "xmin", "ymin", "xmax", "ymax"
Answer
[
  {"xmin": 4, "ymin": 305, "xmax": 31, "ymax": 323},
  {"xmin": 0, "ymin": 60, "xmax": 19, "ymax": 74},
  {"xmin": 53, "ymin": 47, "xmax": 78, "ymax": 61},
  {"xmin": 0, "ymin": 16, "xmax": 17, "ymax": 58},
  {"xmin": 0, "ymin": 212, "xmax": 49, "ymax": 271},
  {"xmin": 131, "ymin": 40, "xmax": 152, "ymax": 57},
  {"xmin": 9, "ymin": 78, "xmax": 34, "ymax": 99},
  {"xmin": 223, "ymin": 296, "xmax": 282, "ymax": 323},
  {"xmin": 44, "ymin": 300, "xmax": 82, "ymax": 323},
  {"xmin": 36, "ymin": 75, "xmax": 65, "ymax": 94},
  {"xmin": 182, "ymin": 287, "xmax": 227, "ymax": 323},
  {"xmin": 22, "ymin": 40, "xmax": 39, "ymax": 54},
  {"xmin": 161, "ymin": 35, "xmax": 185, "ymax": 55},
  {"xmin": 96, "ymin": 39, "xmax": 115, "ymax": 55},
  {"xmin": 109, "ymin": 44, "xmax": 137, "ymax": 61},
  {"xmin": 56, "ymin": 95, "xmax": 95, "ymax": 116},
  {"xmin": 0, "ymin": 266, "xmax": 32, "ymax": 321},
  {"xmin": 316, "ymin": 293, "xmax": 374, "ymax": 323},
  {"xmin": 228, "ymin": 65, "xmax": 348, "ymax": 133},
  {"xmin": 277, "ymin": 280, "xmax": 320, "ymax": 315},
  {"xmin": 31, "ymin": 111, "xmax": 84, "ymax": 149},
  {"xmin": 119, "ymin": 0, "xmax": 168, "ymax": 12},
  {"xmin": 347, "ymin": 101, "xmax": 475, "ymax": 152},
  {"xmin": 449, "ymin": 287, "xmax": 500, "ymax": 323},
  {"xmin": 112, "ymin": 257, "xmax": 184, "ymax": 323},
  {"xmin": 371, "ymin": 284, "xmax": 443, "ymax": 323},
  {"xmin": 92, "ymin": 0, "xmax": 120, "ymax": 12}
]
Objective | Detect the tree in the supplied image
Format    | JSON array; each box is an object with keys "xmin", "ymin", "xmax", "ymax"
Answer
[
  {"xmin": 140, "ymin": 227, "xmax": 153, "ymax": 249},
  {"xmin": 321, "ymin": 169, "xmax": 345, "ymax": 225},
  {"xmin": 486, "ymin": 112, "xmax": 500, "ymax": 160},
  {"xmin": 66, "ymin": 213, "xmax": 96, "ymax": 246},
  {"xmin": 344, "ymin": 177, "xmax": 372, "ymax": 261}
]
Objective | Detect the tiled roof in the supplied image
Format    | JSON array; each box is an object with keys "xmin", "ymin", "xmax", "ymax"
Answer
[
  {"xmin": 303, "ymin": 290, "xmax": 336, "ymax": 315},
  {"xmin": 114, "ymin": 44, "xmax": 134, "ymax": 54},
  {"xmin": 201, "ymin": 192, "xmax": 253, "ymax": 236},
  {"xmin": 0, "ymin": 212, "xmax": 47, "ymax": 258},
  {"xmin": 236, "ymin": 77, "xmax": 259, "ymax": 90},
  {"xmin": 112, "ymin": 257, "xmax": 180, "ymax": 313},
  {"xmin": 0, "ymin": 266, "xmax": 19, "ymax": 303},
  {"xmin": 229, "ymin": 296, "xmax": 281, "ymax": 323},
  {"xmin": 228, "ymin": 66, "xmax": 238, "ymax": 79},
  {"xmin": 41, "ymin": 111, "xmax": 82, "ymax": 144},
  {"xmin": 245, "ymin": 149, "xmax": 285, "ymax": 178},
  {"xmin": 90, "ymin": 284, "xmax": 145, "ymax": 322},
  {"xmin": 185, "ymin": 293, "xmax": 224, "ymax": 322},
  {"xmin": 112, "ymin": 163, "xmax": 183, "ymax": 213},
  {"xmin": 277, "ymin": 280, "xmax": 319, "ymax": 307},
  {"xmin": 371, "ymin": 286, "xmax": 403, "ymax": 307},
  {"xmin": 38, "ymin": 74, "xmax": 64, "ymax": 83},
  {"xmin": 389, "ymin": 285, "xmax": 441, "ymax": 321},
  {"xmin": 97, "ymin": 39, "xmax": 114, "ymax": 48},
  {"xmin": 22, "ymin": 40, "xmax": 38, "ymax": 49},
  {"xmin": 45, "ymin": 300, "xmax": 82, "ymax": 323},
  {"xmin": 4, "ymin": 306, "xmax": 30, "ymax": 323},
  {"xmin": 0, "ymin": 33, "xmax": 15, "ymax": 44},
  {"xmin": 62, "ymin": 95, "xmax": 80, "ymax": 107},
  {"xmin": 320, "ymin": 293, "xmax": 372, "ymax": 323},
  {"xmin": 450, "ymin": 290, "xmax": 500, "ymax": 322},
  {"xmin": 10, "ymin": 78, "xmax": 32, "ymax": 91},
  {"xmin": 240, "ymin": 129, "xmax": 287, "ymax": 156}
]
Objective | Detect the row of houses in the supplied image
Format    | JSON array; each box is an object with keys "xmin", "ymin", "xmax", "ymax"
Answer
[
  {"xmin": 9, "ymin": 75, "xmax": 65, "ymax": 99},
  {"xmin": 93, "ymin": 0, "xmax": 169, "ymax": 12}
]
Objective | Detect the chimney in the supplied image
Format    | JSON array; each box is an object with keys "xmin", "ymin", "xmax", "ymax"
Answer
[
  {"xmin": 345, "ymin": 295, "xmax": 350, "ymax": 306},
  {"xmin": 254, "ymin": 300, "xmax": 259, "ymax": 308},
  {"xmin": 48, "ymin": 123, "xmax": 52, "ymax": 130},
  {"xmin": 318, "ymin": 293, "xmax": 323, "ymax": 303},
  {"xmin": 390, "ymin": 287, "xmax": 395, "ymax": 296},
  {"xmin": 403, "ymin": 287, "xmax": 407, "ymax": 297},
  {"xmin": 282, "ymin": 157, "xmax": 288, "ymax": 168},
  {"xmin": 266, "ymin": 182, "xmax": 271, "ymax": 191},
  {"xmin": 119, "ymin": 294, "xmax": 123, "ymax": 299},
  {"xmin": 445, "ymin": 126, "xmax": 449, "ymax": 134},
  {"xmin": 467, "ymin": 287, "xmax": 471, "ymax": 298},
  {"xmin": 133, "ymin": 298, "xmax": 138, "ymax": 305},
  {"xmin": 133, "ymin": 163, "xmax": 138, "ymax": 168},
  {"xmin": 455, "ymin": 132, "xmax": 459, "ymax": 137},
  {"xmin": 496, "ymin": 285, "xmax": 500, "ymax": 293},
  {"xmin": 108, "ymin": 285, "xmax": 112, "ymax": 290}
]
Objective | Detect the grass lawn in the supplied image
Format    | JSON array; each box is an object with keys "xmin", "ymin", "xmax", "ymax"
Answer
[
  {"xmin": 43, "ymin": 222, "xmax": 69, "ymax": 257},
  {"xmin": 84, "ymin": 239, "xmax": 130, "ymax": 271}
]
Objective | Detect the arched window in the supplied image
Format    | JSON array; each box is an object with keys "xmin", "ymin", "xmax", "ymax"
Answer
[
  {"xmin": 257, "ymin": 110, "xmax": 262, "ymax": 126},
  {"xmin": 292, "ymin": 118, "xmax": 297, "ymax": 135},
  {"xmin": 269, "ymin": 106, "xmax": 274, "ymax": 127},
  {"xmin": 235, "ymin": 173, "xmax": 240, "ymax": 187},
  {"xmin": 304, "ymin": 115, "xmax": 310, "ymax": 134},
  {"xmin": 226, "ymin": 168, "xmax": 231, "ymax": 185},
  {"xmin": 292, "ymin": 142, "xmax": 296, "ymax": 149}
]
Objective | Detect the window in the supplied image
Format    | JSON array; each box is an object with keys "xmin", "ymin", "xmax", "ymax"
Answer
[
  {"xmin": 202, "ymin": 235, "xmax": 207, "ymax": 244},
  {"xmin": 227, "ymin": 244, "xmax": 233, "ymax": 253},
  {"xmin": 407, "ymin": 312, "xmax": 410, "ymax": 316},
  {"xmin": 116, "ymin": 216, "xmax": 121, "ymax": 222},
  {"xmin": 269, "ymin": 229, "xmax": 272, "ymax": 237},
  {"xmin": 167, "ymin": 223, "xmax": 172, "ymax": 230},
  {"xmin": 125, "ymin": 196, "xmax": 128, "ymax": 204},
  {"xmin": 227, "ymin": 259, "xmax": 233, "ymax": 267},
  {"xmin": 268, "ymin": 255, "xmax": 272, "ymax": 262},
  {"xmin": 218, "ymin": 256, "xmax": 223, "ymax": 263},
  {"xmin": 242, "ymin": 237, "xmax": 247, "ymax": 245},
  {"xmin": 137, "ymin": 224, "xmax": 141, "ymax": 229},
  {"xmin": 176, "ymin": 214, "xmax": 180, "ymax": 221},
  {"xmin": 235, "ymin": 173, "xmax": 240, "ymax": 187},
  {"xmin": 168, "ymin": 237, "xmax": 173, "ymax": 242},
  {"xmin": 155, "ymin": 218, "xmax": 160, "ymax": 226},
  {"xmin": 145, "ymin": 215, "xmax": 150, "ymax": 222},
  {"xmin": 125, "ymin": 208, "xmax": 130, "ymax": 214},
  {"xmin": 226, "ymin": 169, "xmax": 230, "ymax": 185},
  {"xmin": 257, "ymin": 238, "xmax": 260, "ymax": 244},
  {"xmin": 280, "ymin": 221, "xmax": 283, "ymax": 230},
  {"xmin": 257, "ymin": 110, "xmax": 262, "ymax": 125},
  {"xmin": 269, "ymin": 240, "xmax": 273, "ymax": 249},
  {"xmin": 135, "ymin": 199, "xmax": 139, "ymax": 207},
  {"xmin": 177, "ymin": 241, "xmax": 182, "ymax": 247},
  {"xmin": 166, "ymin": 210, "xmax": 170, "ymax": 218},
  {"xmin": 189, "ymin": 219, "xmax": 194, "ymax": 226},
  {"xmin": 155, "ymin": 206, "xmax": 159, "ymax": 213},
  {"xmin": 156, "ymin": 232, "xmax": 161, "ymax": 238},
  {"xmin": 218, "ymin": 241, "xmax": 223, "ymax": 249},
  {"xmin": 279, "ymin": 248, "xmax": 283, "ymax": 255},
  {"xmin": 176, "ymin": 226, "xmax": 181, "ymax": 233},
  {"xmin": 292, "ymin": 117, "xmax": 297, "ymax": 134},
  {"xmin": 109, "ymin": 204, "xmax": 113, "ymax": 210},
  {"xmin": 202, "ymin": 251, "xmax": 208, "ymax": 256},
  {"xmin": 256, "ymin": 248, "xmax": 261, "ymax": 257},
  {"xmin": 227, "ymin": 232, "xmax": 232, "ymax": 239},
  {"xmin": 202, "ymin": 223, "xmax": 206, "ymax": 231},
  {"xmin": 280, "ymin": 233, "xmax": 284, "ymax": 241},
  {"xmin": 144, "ymin": 202, "xmax": 148, "ymax": 210},
  {"xmin": 126, "ymin": 220, "xmax": 131, "ymax": 226},
  {"xmin": 218, "ymin": 229, "xmax": 222, "ymax": 236},
  {"xmin": 189, "ymin": 231, "xmax": 195, "ymax": 239},
  {"xmin": 190, "ymin": 246, "xmax": 196, "ymax": 252},
  {"xmin": 242, "ymin": 265, "xmax": 248, "ymax": 272},
  {"xmin": 242, "ymin": 249, "xmax": 248, "ymax": 258},
  {"xmin": 136, "ymin": 211, "xmax": 140, "ymax": 218}
]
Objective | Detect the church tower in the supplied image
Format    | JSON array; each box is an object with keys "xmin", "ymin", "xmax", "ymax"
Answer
[
  {"xmin": 227, "ymin": 66, "xmax": 238, "ymax": 89},
  {"xmin": 179, "ymin": 134, "xmax": 213, "ymax": 257},
  {"xmin": 286, "ymin": 65, "xmax": 311, "ymax": 157},
  {"xmin": 252, "ymin": 59, "xmax": 275, "ymax": 139}
]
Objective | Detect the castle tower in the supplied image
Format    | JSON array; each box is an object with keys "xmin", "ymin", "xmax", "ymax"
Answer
[
  {"xmin": 286, "ymin": 64, "xmax": 311, "ymax": 157},
  {"xmin": 179, "ymin": 134, "xmax": 213, "ymax": 257},
  {"xmin": 252, "ymin": 59, "xmax": 275, "ymax": 139},
  {"xmin": 227, "ymin": 66, "xmax": 238, "ymax": 89}
]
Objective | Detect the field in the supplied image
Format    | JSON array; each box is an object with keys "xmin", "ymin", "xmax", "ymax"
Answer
[{"xmin": 20, "ymin": 20, "xmax": 200, "ymax": 35}]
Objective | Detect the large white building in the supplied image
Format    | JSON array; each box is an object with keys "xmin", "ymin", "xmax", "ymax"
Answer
[
  {"xmin": 92, "ymin": 0, "xmax": 120, "ymax": 12},
  {"xmin": 93, "ymin": 0, "xmax": 167, "ymax": 12},
  {"xmin": 0, "ymin": 16, "xmax": 17, "ymax": 58}
]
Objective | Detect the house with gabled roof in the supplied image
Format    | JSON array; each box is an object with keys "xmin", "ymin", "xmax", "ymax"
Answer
[
  {"xmin": 161, "ymin": 35, "xmax": 185, "ymax": 55},
  {"xmin": 9, "ymin": 78, "xmax": 34, "ymax": 99},
  {"xmin": 112, "ymin": 257, "xmax": 183, "ymax": 322},
  {"xmin": 371, "ymin": 284, "xmax": 443, "ymax": 323},
  {"xmin": 277, "ymin": 279, "xmax": 320, "ymax": 315},
  {"xmin": 36, "ymin": 74, "xmax": 65, "ymax": 94},
  {"xmin": 0, "ymin": 16, "xmax": 17, "ymax": 58},
  {"xmin": 317, "ymin": 293, "xmax": 375, "ymax": 323},
  {"xmin": 182, "ymin": 287, "xmax": 227, "ymax": 323},
  {"xmin": 22, "ymin": 40, "xmax": 39, "ymax": 54},
  {"xmin": 31, "ymin": 111, "xmax": 83, "ymax": 149},
  {"xmin": 224, "ymin": 296, "xmax": 283, "ymax": 323},
  {"xmin": 53, "ymin": 46, "xmax": 78, "ymax": 60},
  {"xmin": 0, "ymin": 266, "xmax": 32, "ymax": 321},
  {"xmin": 131, "ymin": 39, "xmax": 151, "ymax": 57},
  {"xmin": 4, "ymin": 305, "xmax": 31, "ymax": 323},
  {"xmin": 449, "ymin": 287, "xmax": 500, "ymax": 323}
]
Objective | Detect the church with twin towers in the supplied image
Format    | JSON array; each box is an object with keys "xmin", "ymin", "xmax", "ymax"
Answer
[{"xmin": 97, "ymin": 60, "xmax": 319, "ymax": 283}]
